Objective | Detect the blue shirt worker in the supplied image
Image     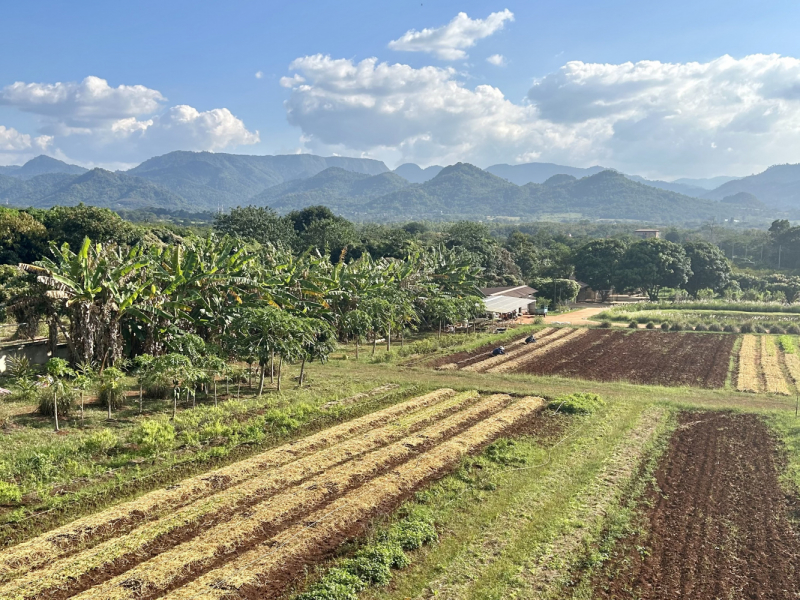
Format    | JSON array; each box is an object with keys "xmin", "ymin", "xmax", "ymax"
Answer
[
  {"xmin": 525, "ymin": 334, "xmax": 536, "ymax": 344},
  {"xmin": 491, "ymin": 346, "xmax": 506, "ymax": 356}
]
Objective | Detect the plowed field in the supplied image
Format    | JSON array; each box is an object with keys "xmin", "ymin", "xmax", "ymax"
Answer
[
  {"xmin": 435, "ymin": 329, "xmax": 736, "ymax": 388},
  {"xmin": 0, "ymin": 389, "xmax": 544, "ymax": 600},
  {"xmin": 592, "ymin": 412, "xmax": 800, "ymax": 599}
]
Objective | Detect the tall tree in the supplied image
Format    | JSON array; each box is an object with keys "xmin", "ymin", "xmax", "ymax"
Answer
[
  {"xmin": 573, "ymin": 238, "xmax": 628, "ymax": 302},
  {"xmin": 616, "ymin": 239, "xmax": 692, "ymax": 301},
  {"xmin": 683, "ymin": 241, "xmax": 731, "ymax": 297}
]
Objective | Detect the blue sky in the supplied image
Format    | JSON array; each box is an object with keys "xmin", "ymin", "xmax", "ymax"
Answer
[{"xmin": 3, "ymin": 0, "xmax": 800, "ymax": 178}]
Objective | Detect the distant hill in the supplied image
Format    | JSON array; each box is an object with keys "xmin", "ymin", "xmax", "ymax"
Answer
[
  {"xmin": 126, "ymin": 151, "xmax": 389, "ymax": 209},
  {"xmin": 0, "ymin": 155, "xmax": 87, "ymax": 179},
  {"xmin": 625, "ymin": 175, "xmax": 706, "ymax": 198},
  {"xmin": 393, "ymin": 163, "xmax": 443, "ymax": 183},
  {"xmin": 0, "ymin": 168, "xmax": 187, "ymax": 210},
  {"xmin": 252, "ymin": 167, "xmax": 409, "ymax": 211},
  {"xmin": 485, "ymin": 162, "xmax": 606, "ymax": 185},
  {"xmin": 703, "ymin": 164, "xmax": 800, "ymax": 209},
  {"xmin": 351, "ymin": 164, "xmax": 727, "ymax": 223},
  {"xmin": 673, "ymin": 175, "xmax": 739, "ymax": 190},
  {"xmin": 721, "ymin": 192, "xmax": 765, "ymax": 209}
]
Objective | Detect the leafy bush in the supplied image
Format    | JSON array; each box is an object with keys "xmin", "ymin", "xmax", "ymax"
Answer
[
  {"xmin": 548, "ymin": 392, "xmax": 605, "ymax": 415},
  {"xmin": 661, "ymin": 322, "xmax": 671, "ymax": 330},
  {"xmin": 723, "ymin": 324, "xmax": 739, "ymax": 333},
  {"xmin": 788, "ymin": 325, "xmax": 800, "ymax": 335},
  {"xmin": 295, "ymin": 568, "xmax": 365, "ymax": 600},
  {"xmin": 132, "ymin": 419, "xmax": 175, "ymax": 454},
  {"xmin": 98, "ymin": 367, "xmax": 125, "ymax": 410},
  {"xmin": 484, "ymin": 438, "xmax": 525, "ymax": 466},
  {"xmin": 694, "ymin": 323, "xmax": 707, "ymax": 331},
  {"xmin": 770, "ymin": 325, "xmax": 786, "ymax": 334},
  {"xmin": 754, "ymin": 325, "xmax": 767, "ymax": 334},
  {"xmin": 645, "ymin": 321, "xmax": 655, "ymax": 329},
  {"xmin": 628, "ymin": 321, "xmax": 638, "ymax": 329},
  {"xmin": 740, "ymin": 322, "xmax": 755, "ymax": 333},
  {"xmin": 7, "ymin": 355, "xmax": 33, "ymax": 380},
  {"xmin": 82, "ymin": 429, "xmax": 118, "ymax": 454},
  {"xmin": 598, "ymin": 321, "xmax": 612, "ymax": 329},
  {"xmin": 37, "ymin": 385, "xmax": 74, "ymax": 417},
  {"xmin": 708, "ymin": 323, "xmax": 723, "ymax": 332},
  {"xmin": 670, "ymin": 322, "xmax": 685, "ymax": 331},
  {"xmin": 0, "ymin": 481, "xmax": 21, "ymax": 504}
]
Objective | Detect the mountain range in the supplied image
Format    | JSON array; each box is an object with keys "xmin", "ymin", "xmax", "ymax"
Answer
[{"xmin": 0, "ymin": 151, "xmax": 789, "ymax": 223}]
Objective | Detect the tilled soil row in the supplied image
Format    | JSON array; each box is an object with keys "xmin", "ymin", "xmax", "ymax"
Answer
[
  {"xmin": 64, "ymin": 395, "xmax": 516, "ymax": 600},
  {"xmin": 0, "ymin": 388, "xmax": 458, "ymax": 583},
  {"xmin": 0, "ymin": 391, "xmax": 484, "ymax": 600},
  {"xmin": 463, "ymin": 328, "xmax": 575, "ymax": 373},
  {"xmin": 487, "ymin": 328, "xmax": 590, "ymax": 374},
  {"xmin": 516, "ymin": 330, "xmax": 734, "ymax": 388},
  {"xmin": 594, "ymin": 412, "xmax": 800, "ymax": 600},
  {"xmin": 431, "ymin": 328, "xmax": 560, "ymax": 371},
  {"xmin": 161, "ymin": 397, "xmax": 545, "ymax": 600}
]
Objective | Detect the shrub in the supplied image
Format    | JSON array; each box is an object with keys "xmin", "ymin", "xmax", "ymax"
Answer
[
  {"xmin": 645, "ymin": 321, "xmax": 655, "ymax": 329},
  {"xmin": 770, "ymin": 325, "xmax": 786, "ymax": 335},
  {"xmin": 295, "ymin": 568, "xmax": 365, "ymax": 600},
  {"xmin": 754, "ymin": 325, "xmax": 767, "ymax": 334},
  {"xmin": 82, "ymin": 429, "xmax": 118, "ymax": 454},
  {"xmin": 670, "ymin": 322, "xmax": 685, "ymax": 331},
  {"xmin": 708, "ymin": 323, "xmax": 723, "ymax": 332},
  {"xmin": 723, "ymin": 324, "xmax": 739, "ymax": 333},
  {"xmin": 598, "ymin": 321, "xmax": 612, "ymax": 328},
  {"xmin": 661, "ymin": 322, "xmax": 671, "ymax": 331},
  {"xmin": 740, "ymin": 322, "xmax": 755, "ymax": 333},
  {"xmin": 0, "ymin": 481, "xmax": 21, "ymax": 505},
  {"xmin": 548, "ymin": 392, "xmax": 605, "ymax": 415},
  {"xmin": 132, "ymin": 419, "xmax": 175, "ymax": 454},
  {"xmin": 387, "ymin": 515, "xmax": 437, "ymax": 550},
  {"xmin": 342, "ymin": 545, "xmax": 402, "ymax": 585},
  {"xmin": 788, "ymin": 325, "xmax": 800, "ymax": 335},
  {"xmin": 694, "ymin": 323, "xmax": 707, "ymax": 331},
  {"xmin": 628, "ymin": 321, "xmax": 638, "ymax": 329},
  {"xmin": 98, "ymin": 367, "xmax": 125, "ymax": 410},
  {"xmin": 37, "ymin": 385, "xmax": 74, "ymax": 417}
]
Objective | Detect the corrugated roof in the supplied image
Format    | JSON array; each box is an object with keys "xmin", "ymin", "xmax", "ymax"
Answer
[
  {"xmin": 480, "ymin": 285, "xmax": 538, "ymax": 298},
  {"xmin": 483, "ymin": 295, "xmax": 533, "ymax": 313}
]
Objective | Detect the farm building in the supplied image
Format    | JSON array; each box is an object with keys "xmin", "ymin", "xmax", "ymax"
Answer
[
  {"xmin": 479, "ymin": 285, "xmax": 537, "ymax": 316},
  {"xmin": 634, "ymin": 228, "xmax": 661, "ymax": 239}
]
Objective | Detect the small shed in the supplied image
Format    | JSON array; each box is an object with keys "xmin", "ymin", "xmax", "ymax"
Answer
[
  {"xmin": 479, "ymin": 285, "xmax": 538, "ymax": 317},
  {"xmin": 634, "ymin": 229, "xmax": 660, "ymax": 239}
]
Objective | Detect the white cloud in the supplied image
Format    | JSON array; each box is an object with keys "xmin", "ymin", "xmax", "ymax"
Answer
[
  {"xmin": 0, "ymin": 76, "xmax": 259, "ymax": 166},
  {"xmin": 255, "ymin": 71, "xmax": 264, "ymax": 79},
  {"xmin": 283, "ymin": 53, "xmax": 800, "ymax": 177},
  {"xmin": 388, "ymin": 10, "xmax": 514, "ymax": 60},
  {"xmin": 0, "ymin": 125, "xmax": 53, "ymax": 165},
  {"xmin": 486, "ymin": 54, "xmax": 506, "ymax": 67}
]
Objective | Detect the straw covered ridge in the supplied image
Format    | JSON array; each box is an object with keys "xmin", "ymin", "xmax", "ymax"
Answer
[
  {"xmin": 163, "ymin": 396, "xmax": 544, "ymax": 600},
  {"xmin": 68, "ymin": 393, "xmax": 513, "ymax": 600},
  {"xmin": 487, "ymin": 328, "xmax": 590, "ymax": 374},
  {"xmin": 0, "ymin": 388, "xmax": 458, "ymax": 583},
  {"xmin": 463, "ymin": 328, "xmax": 572, "ymax": 373},
  {"xmin": 736, "ymin": 335, "xmax": 762, "ymax": 393},
  {"xmin": 0, "ymin": 391, "xmax": 481, "ymax": 600},
  {"xmin": 761, "ymin": 336, "xmax": 791, "ymax": 395}
]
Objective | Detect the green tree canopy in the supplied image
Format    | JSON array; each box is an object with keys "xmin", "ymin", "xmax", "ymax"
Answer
[
  {"xmin": 683, "ymin": 241, "xmax": 731, "ymax": 297},
  {"xmin": 213, "ymin": 206, "xmax": 296, "ymax": 248},
  {"xmin": 573, "ymin": 238, "xmax": 628, "ymax": 302},
  {"xmin": 616, "ymin": 239, "xmax": 692, "ymax": 301}
]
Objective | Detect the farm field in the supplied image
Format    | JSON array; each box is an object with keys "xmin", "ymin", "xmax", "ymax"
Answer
[
  {"xmin": 0, "ymin": 388, "xmax": 545, "ymax": 600},
  {"xmin": 735, "ymin": 334, "xmax": 800, "ymax": 394},
  {"xmin": 433, "ymin": 328, "xmax": 736, "ymax": 389}
]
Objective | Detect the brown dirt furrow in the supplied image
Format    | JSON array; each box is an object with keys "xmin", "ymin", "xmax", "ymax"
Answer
[
  {"xmin": 515, "ymin": 329, "xmax": 628, "ymax": 378},
  {"xmin": 160, "ymin": 397, "xmax": 545, "ymax": 600},
  {"xmin": 0, "ymin": 388, "xmax": 457, "ymax": 584},
  {"xmin": 519, "ymin": 328, "xmax": 615, "ymax": 376},
  {"xmin": 462, "ymin": 328, "xmax": 571, "ymax": 373},
  {"xmin": 0, "ymin": 392, "xmax": 482, "ymax": 600},
  {"xmin": 65, "ymin": 395, "xmax": 515, "ymax": 600},
  {"xmin": 427, "ymin": 327, "xmax": 563, "ymax": 370},
  {"xmin": 594, "ymin": 412, "xmax": 800, "ymax": 600}
]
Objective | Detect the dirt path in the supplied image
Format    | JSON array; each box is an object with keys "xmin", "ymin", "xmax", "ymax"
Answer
[{"xmin": 594, "ymin": 412, "xmax": 800, "ymax": 600}]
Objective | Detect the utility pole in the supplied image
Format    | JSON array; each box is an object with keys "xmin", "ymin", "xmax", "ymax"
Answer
[{"xmin": 779, "ymin": 245, "xmax": 783, "ymax": 269}]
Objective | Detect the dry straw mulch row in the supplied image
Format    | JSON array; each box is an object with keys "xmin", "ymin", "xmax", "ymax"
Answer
[
  {"xmin": 784, "ymin": 352, "xmax": 800, "ymax": 390},
  {"xmin": 761, "ymin": 337, "xmax": 791, "ymax": 395},
  {"xmin": 320, "ymin": 383, "xmax": 399, "ymax": 411},
  {"xmin": 0, "ymin": 388, "xmax": 457, "ymax": 583},
  {"xmin": 0, "ymin": 391, "xmax": 480, "ymax": 600},
  {"xmin": 162, "ymin": 396, "xmax": 545, "ymax": 600},
  {"xmin": 736, "ymin": 335, "xmax": 762, "ymax": 393},
  {"xmin": 463, "ymin": 328, "xmax": 572, "ymax": 373},
  {"xmin": 67, "ymin": 394, "xmax": 512, "ymax": 600},
  {"xmin": 435, "ymin": 328, "xmax": 557, "ymax": 372},
  {"xmin": 487, "ymin": 328, "xmax": 590, "ymax": 374}
]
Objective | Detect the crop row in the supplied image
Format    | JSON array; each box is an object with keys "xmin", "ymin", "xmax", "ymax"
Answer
[
  {"xmin": 0, "ymin": 388, "xmax": 459, "ymax": 584},
  {"xmin": 761, "ymin": 337, "xmax": 791, "ymax": 395},
  {"xmin": 735, "ymin": 335, "xmax": 762, "ymax": 393},
  {"xmin": 462, "ymin": 328, "xmax": 573, "ymax": 373},
  {"xmin": 160, "ymin": 396, "xmax": 545, "ymax": 600},
  {"xmin": 487, "ymin": 329, "xmax": 590, "ymax": 374},
  {"xmin": 0, "ymin": 391, "xmax": 487, "ymax": 600}
]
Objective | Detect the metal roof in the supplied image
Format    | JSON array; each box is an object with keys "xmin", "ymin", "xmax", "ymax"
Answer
[
  {"xmin": 483, "ymin": 294, "xmax": 533, "ymax": 313},
  {"xmin": 480, "ymin": 285, "xmax": 538, "ymax": 298}
]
